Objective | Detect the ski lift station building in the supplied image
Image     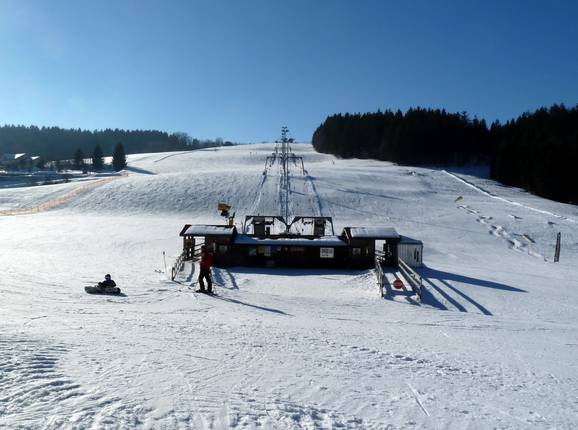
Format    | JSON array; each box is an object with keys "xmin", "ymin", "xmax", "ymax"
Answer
[{"xmin": 179, "ymin": 216, "xmax": 423, "ymax": 269}]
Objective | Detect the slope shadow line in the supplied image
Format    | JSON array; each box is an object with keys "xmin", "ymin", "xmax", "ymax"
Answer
[
  {"xmin": 153, "ymin": 151, "xmax": 191, "ymax": 162},
  {"xmin": 337, "ymin": 188, "xmax": 403, "ymax": 201},
  {"xmin": 184, "ymin": 261, "xmax": 196, "ymax": 283},
  {"xmin": 315, "ymin": 178, "xmax": 402, "ymax": 201},
  {"xmin": 420, "ymin": 267, "xmax": 525, "ymax": 293},
  {"xmin": 418, "ymin": 285, "xmax": 448, "ymax": 311},
  {"xmin": 224, "ymin": 269, "xmax": 239, "ymax": 290},
  {"xmin": 210, "ymin": 295, "xmax": 292, "ymax": 316},
  {"xmin": 322, "ymin": 198, "xmax": 381, "ymax": 217},
  {"xmin": 423, "ymin": 278, "xmax": 467, "ymax": 312},
  {"xmin": 439, "ymin": 279, "xmax": 493, "ymax": 316},
  {"xmin": 305, "ymin": 174, "xmax": 324, "ymax": 217},
  {"xmin": 123, "ymin": 165, "xmax": 157, "ymax": 175},
  {"xmin": 212, "ymin": 268, "xmax": 239, "ymax": 290}
]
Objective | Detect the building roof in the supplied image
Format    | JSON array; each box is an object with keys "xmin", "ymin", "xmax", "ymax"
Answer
[
  {"xmin": 346, "ymin": 226, "xmax": 400, "ymax": 239},
  {"xmin": 181, "ymin": 224, "xmax": 236, "ymax": 237},
  {"xmin": 234, "ymin": 235, "xmax": 347, "ymax": 247},
  {"xmin": 399, "ymin": 235, "xmax": 423, "ymax": 245},
  {"xmin": 1, "ymin": 153, "xmax": 27, "ymax": 161}
]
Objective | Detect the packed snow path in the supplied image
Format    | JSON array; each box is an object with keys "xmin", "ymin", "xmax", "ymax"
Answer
[
  {"xmin": 258, "ymin": 152, "xmax": 325, "ymax": 222},
  {"xmin": 1, "ymin": 144, "xmax": 578, "ymax": 429}
]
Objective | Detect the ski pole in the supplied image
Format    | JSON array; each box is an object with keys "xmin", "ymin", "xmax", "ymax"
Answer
[{"xmin": 163, "ymin": 251, "xmax": 168, "ymax": 276}]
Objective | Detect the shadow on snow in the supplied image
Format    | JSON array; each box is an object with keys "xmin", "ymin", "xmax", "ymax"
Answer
[
  {"xmin": 123, "ymin": 165, "xmax": 157, "ymax": 175},
  {"xmin": 419, "ymin": 266, "xmax": 526, "ymax": 316},
  {"xmin": 209, "ymin": 295, "xmax": 293, "ymax": 316}
]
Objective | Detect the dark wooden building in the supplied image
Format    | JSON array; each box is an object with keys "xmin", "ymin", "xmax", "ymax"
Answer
[{"xmin": 179, "ymin": 217, "xmax": 405, "ymax": 270}]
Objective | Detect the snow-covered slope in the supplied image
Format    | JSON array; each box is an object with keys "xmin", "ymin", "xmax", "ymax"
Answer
[{"xmin": 1, "ymin": 144, "xmax": 577, "ymax": 429}]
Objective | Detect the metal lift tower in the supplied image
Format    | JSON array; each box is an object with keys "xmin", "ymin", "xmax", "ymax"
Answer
[{"xmin": 262, "ymin": 127, "xmax": 307, "ymax": 229}]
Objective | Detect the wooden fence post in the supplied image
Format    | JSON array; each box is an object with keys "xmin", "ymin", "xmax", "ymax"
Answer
[{"xmin": 554, "ymin": 232, "xmax": 561, "ymax": 262}]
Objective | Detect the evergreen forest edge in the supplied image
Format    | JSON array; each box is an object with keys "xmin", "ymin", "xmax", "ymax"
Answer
[
  {"xmin": 0, "ymin": 126, "xmax": 235, "ymax": 169},
  {"xmin": 1, "ymin": 104, "xmax": 576, "ymax": 204},
  {"xmin": 312, "ymin": 104, "xmax": 578, "ymax": 204}
]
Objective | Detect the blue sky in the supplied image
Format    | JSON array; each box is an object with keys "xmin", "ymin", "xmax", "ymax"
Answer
[{"xmin": 0, "ymin": 0, "xmax": 577, "ymax": 142}]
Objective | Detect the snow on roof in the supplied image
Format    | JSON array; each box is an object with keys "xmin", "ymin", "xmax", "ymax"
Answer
[
  {"xmin": 182, "ymin": 225, "xmax": 235, "ymax": 236},
  {"xmin": 234, "ymin": 235, "xmax": 347, "ymax": 247},
  {"xmin": 347, "ymin": 226, "xmax": 399, "ymax": 239},
  {"xmin": 2, "ymin": 153, "xmax": 27, "ymax": 161},
  {"xmin": 399, "ymin": 235, "xmax": 423, "ymax": 245}
]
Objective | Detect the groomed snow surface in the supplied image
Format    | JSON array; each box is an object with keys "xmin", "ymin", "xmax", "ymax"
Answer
[{"xmin": 1, "ymin": 144, "xmax": 577, "ymax": 429}]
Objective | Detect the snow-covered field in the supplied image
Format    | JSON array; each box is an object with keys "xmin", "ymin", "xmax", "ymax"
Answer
[{"xmin": 1, "ymin": 144, "xmax": 577, "ymax": 429}]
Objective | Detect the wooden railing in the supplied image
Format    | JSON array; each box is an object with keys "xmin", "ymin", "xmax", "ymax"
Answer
[
  {"xmin": 398, "ymin": 257, "xmax": 423, "ymax": 301},
  {"xmin": 375, "ymin": 252, "xmax": 423, "ymax": 301},
  {"xmin": 171, "ymin": 251, "xmax": 187, "ymax": 280},
  {"xmin": 170, "ymin": 242, "xmax": 204, "ymax": 281}
]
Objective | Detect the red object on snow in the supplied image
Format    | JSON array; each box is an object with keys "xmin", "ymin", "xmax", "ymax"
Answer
[{"xmin": 393, "ymin": 279, "xmax": 404, "ymax": 289}]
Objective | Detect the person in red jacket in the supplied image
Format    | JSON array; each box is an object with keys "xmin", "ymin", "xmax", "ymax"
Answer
[{"xmin": 197, "ymin": 245, "xmax": 214, "ymax": 293}]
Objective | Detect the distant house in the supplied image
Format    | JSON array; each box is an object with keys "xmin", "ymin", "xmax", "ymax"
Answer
[{"xmin": 0, "ymin": 153, "xmax": 40, "ymax": 170}]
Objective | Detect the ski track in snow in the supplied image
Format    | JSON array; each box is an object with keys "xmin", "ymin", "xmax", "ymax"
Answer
[
  {"xmin": 303, "ymin": 174, "xmax": 324, "ymax": 218},
  {"xmin": 1, "ymin": 144, "xmax": 578, "ymax": 429},
  {"xmin": 0, "ymin": 174, "xmax": 124, "ymax": 215},
  {"xmin": 457, "ymin": 204, "xmax": 547, "ymax": 260},
  {"xmin": 443, "ymin": 170, "xmax": 577, "ymax": 224},
  {"xmin": 0, "ymin": 333, "xmax": 151, "ymax": 429}
]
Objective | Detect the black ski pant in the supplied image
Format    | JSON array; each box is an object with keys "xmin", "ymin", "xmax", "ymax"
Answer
[{"xmin": 198, "ymin": 267, "xmax": 212, "ymax": 292}]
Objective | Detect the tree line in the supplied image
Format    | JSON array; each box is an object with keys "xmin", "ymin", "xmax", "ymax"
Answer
[
  {"xmin": 312, "ymin": 105, "xmax": 578, "ymax": 203},
  {"xmin": 66, "ymin": 143, "xmax": 127, "ymax": 172},
  {"xmin": 490, "ymin": 105, "xmax": 577, "ymax": 204},
  {"xmin": 312, "ymin": 108, "xmax": 490, "ymax": 165},
  {"xmin": 0, "ymin": 125, "xmax": 235, "ymax": 162}
]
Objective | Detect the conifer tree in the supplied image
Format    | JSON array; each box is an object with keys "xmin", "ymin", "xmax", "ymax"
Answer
[
  {"xmin": 92, "ymin": 144, "xmax": 104, "ymax": 171},
  {"xmin": 74, "ymin": 148, "xmax": 84, "ymax": 170},
  {"xmin": 112, "ymin": 142, "xmax": 127, "ymax": 171}
]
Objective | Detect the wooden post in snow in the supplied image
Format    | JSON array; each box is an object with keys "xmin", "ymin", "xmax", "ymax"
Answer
[{"xmin": 554, "ymin": 232, "xmax": 561, "ymax": 262}]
